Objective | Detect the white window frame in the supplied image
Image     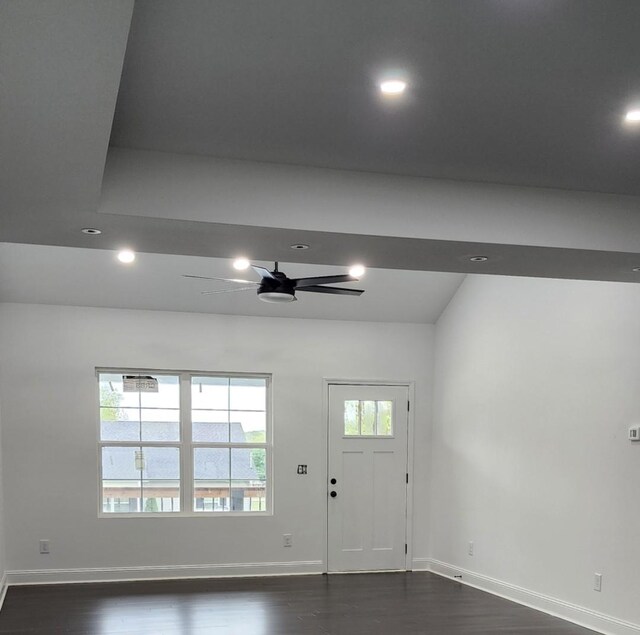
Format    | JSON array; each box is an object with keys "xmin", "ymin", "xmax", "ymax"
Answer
[{"xmin": 97, "ymin": 368, "xmax": 272, "ymax": 518}]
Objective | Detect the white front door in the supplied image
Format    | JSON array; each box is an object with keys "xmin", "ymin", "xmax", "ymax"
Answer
[{"xmin": 327, "ymin": 384, "xmax": 409, "ymax": 572}]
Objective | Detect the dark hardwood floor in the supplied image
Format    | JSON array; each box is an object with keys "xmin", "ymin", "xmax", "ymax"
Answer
[{"xmin": 0, "ymin": 572, "xmax": 599, "ymax": 634}]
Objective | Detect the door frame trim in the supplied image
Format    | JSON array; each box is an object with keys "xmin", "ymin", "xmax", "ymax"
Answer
[{"xmin": 322, "ymin": 378, "xmax": 416, "ymax": 573}]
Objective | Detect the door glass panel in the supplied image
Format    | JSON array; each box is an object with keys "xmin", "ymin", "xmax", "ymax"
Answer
[
  {"xmin": 344, "ymin": 401, "xmax": 359, "ymax": 435},
  {"xmin": 360, "ymin": 401, "xmax": 376, "ymax": 435},
  {"xmin": 344, "ymin": 400, "xmax": 394, "ymax": 436},
  {"xmin": 376, "ymin": 401, "xmax": 393, "ymax": 435}
]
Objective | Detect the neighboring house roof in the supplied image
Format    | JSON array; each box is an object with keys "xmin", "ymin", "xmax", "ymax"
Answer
[{"xmin": 102, "ymin": 422, "xmax": 259, "ymax": 481}]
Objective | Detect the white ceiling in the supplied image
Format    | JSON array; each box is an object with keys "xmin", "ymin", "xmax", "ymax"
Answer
[
  {"xmin": 0, "ymin": 244, "xmax": 464, "ymax": 324},
  {"xmin": 112, "ymin": 0, "xmax": 640, "ymax": 195}
]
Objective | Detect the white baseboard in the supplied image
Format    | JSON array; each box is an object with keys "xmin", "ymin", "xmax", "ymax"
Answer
[
  {"xmin": 419, "ymin": 558, "xmax": 640, "ymax": 635},
  {"xmin": 6, "ymin": 559, "xmax": 324, "ymax": 586},
  {"xmin": 0, "ymin": 573, "xmax": 7, "ymax": 610},
  {"xmin": 411, "ymin": 557, "xmax": 430, "ymax": 570}
]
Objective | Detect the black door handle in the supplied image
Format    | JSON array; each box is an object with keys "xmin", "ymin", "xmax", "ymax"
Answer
[{"xmin": 330, "ymin": 491, "xmax": 337, "ymax": 498}]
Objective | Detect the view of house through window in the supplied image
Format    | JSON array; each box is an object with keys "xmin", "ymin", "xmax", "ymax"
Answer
[
  {"xmin": 98, "ymin": 371, "xmax": 270, "ymax": 515},
  {"xmin": 192, "ymin": 376, "xmax": 267, "ymax": 512}
]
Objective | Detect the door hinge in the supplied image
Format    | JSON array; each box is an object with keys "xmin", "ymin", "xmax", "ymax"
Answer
[
  {"xmin": 406, "ymin": 473, "xmax": 409, "ymax": 484},
  {"xmin": 405, "ymin": 544, "xmax": 408, "ymax": 554},
  {"xmin": 407, "ymin": 400, "xmax": 410, "ymax": 412}
]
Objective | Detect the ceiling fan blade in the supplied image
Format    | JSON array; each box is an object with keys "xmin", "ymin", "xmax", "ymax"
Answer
[
  {"xmin": 200, "ymin": 286, "xmax": 257, "ymax": 295},
  {"xmin": 183, "ymin": 274, "xmax": 258, "ymax": 285},
  {"xmin": 292, "ymin": 274, "xmax": 356, "ymax": 288},
  {"xmin": 252, "ymin": 265, "xmax": 276, "ymax": 279},
  {"xmin": 296, "ymin": 285, "xmax": 364, "ymax": 296}
]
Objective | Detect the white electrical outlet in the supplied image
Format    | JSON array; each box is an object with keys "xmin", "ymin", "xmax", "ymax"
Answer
[
  {"xmin": 594, "ymin": 573, "xmax": 602, "ymax": 592},
  {"xmin": 283, "ymin": 534, "xmax": 293, "ymax": 548},
  {"xmin": 39, "ymin": 539, "xmax": 50, "ymax": 554},
  {"xmin": 468, "ymin": 541, "xmax": 474, "ymax": 556}
]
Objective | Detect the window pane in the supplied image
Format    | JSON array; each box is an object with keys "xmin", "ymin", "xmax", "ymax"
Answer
[
  {"xmin": 376, "ymin": 401, "xmax": 393, "ymax": 436},
  {"xmin": 194, "ymin": 448, "xmax": 231, "ymax": 513},
  {"xmin": 194, "ymin": 448, "xmax": 230, "ymax": 480},
  {"xmin": 99, "ymin": 373, "xmax": 139, "ymax": 409},
  {"xmin": 99, "ymin": 375, "xmax": 181, "ymax": 442},
  {"xmin": 230, "ymin": 377, "xmax": 266, "ymax": 411},
  {"xmin": 102, "ymin": 446, "xmax": 141, "ymax": 480},
  {"xmin": 231, "ymin": 480, "xmax": 266, "ymax": 511},
  {"xmin": 141, "ymin": 447, "xmax": 180, "ymax": 513},
  {"xmin": 100, "ymin": 409, "xmax": 139, "ymax": 442},
  {"xmin": 142, "ymin": 481, "xmax": 180, "ymax": 512},
  {"xmin": 192, "ymin": 376, "xmax": 229, "ymax": 410},
  {"xmin": 361, "ymin": 401, "xmax": 376, "ymax": 435},
  {"xmin": 246, "ymin": 482, "xmax": 267, "ymax": 511},
  {"xmin": 344, "ymin": 400, "xmax": 359, "ymax": 436},
  {"xmin": 194, "ymin": 484, "xmax": 230, "ymax": 512},
  {"xmin": 232, "ymin": 447, "xmax": 265, "ymax": 481},
  {"xmin": 141, "ymin": 408, "xmax": 180, "ymax": 442},
  {"xmin": 192, "ymin": 410, "xmax": 229, "ymax": 442},
  {"xmin": 230, "ymin": 411, "xmax": 266, "ymax": 443},
  {"xmin": 144, "ymin": 447, "xmax": 180, "ymax": 480},
  {"xmin": 140, "ymin": 375, "xmax": 179, "ymax": 408},
  {"xmin": 192, "ymin": 410, "xmax": 230, "ymax": 424},
  {"xmin": 101, "ymin": 446, "xmax": 180, "ymax": 514}
]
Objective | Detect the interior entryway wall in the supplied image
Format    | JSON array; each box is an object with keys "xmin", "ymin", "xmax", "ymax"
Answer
[{"xmin": 0, "ymin": 303, "xmax": 433, "ymax": 583}]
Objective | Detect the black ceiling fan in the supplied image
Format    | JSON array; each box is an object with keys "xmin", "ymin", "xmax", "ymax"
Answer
[{"xmin": 183, "ymin": 262, "xmax": 365, "ymax": 303}]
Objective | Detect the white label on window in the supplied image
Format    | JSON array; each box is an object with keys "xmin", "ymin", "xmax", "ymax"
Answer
[{"xmin": 123, "ymin": 376, "xmax": 159, "ymax": 392}]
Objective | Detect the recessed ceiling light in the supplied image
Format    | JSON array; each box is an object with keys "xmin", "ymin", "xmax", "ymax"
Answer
[
  {"xmin": 349, "ymin": 264, "xmax": 366, "ymax": 278},
  {"xmin": 117, "ymin": 249, "xmax": 136, "ymax": 264},
  {"xmin": 380, "ymin": 80, "xmax": 407, "ymax": 96},
  {"xmin": 81, "ymin": 227, "xmax": 101, "ymax": 235},
  {"xmin": 469, "ymin": 256, "xmax": 489, "ymax": 262},
  {"xmin": 625, "ymin": 110, "xmax": 640, "ymax": 123},
  {"xmin": 290, "ymin": 244, "xmax": 310, "ymax": 250},
  {"xmin": 232, "ymin": 257, "xmax": 251, "ymax": 271}
]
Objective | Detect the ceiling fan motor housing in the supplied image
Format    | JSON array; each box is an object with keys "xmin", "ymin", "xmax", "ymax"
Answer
[{"xmin": 257, "ymin": 274, "xmax": 296, "ymax": 303}]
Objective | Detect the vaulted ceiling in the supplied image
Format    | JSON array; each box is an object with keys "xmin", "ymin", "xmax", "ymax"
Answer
[{"xmin": 1, "ymin": 0, "xmax": 640, "ymax": 305}]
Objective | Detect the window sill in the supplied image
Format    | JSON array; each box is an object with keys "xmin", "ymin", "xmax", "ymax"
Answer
[{"xmin": 98, "ymin": 511, "xmax": 273, "ymax": 519}]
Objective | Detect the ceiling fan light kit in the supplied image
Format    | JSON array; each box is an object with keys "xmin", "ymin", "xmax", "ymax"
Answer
[{"xmin": 259, "ymin": 290, "xmax": 297, "ymax": 303}]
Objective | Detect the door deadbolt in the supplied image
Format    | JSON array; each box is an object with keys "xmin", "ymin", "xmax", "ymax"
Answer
[{"xmin": 330, "ymin": 491, "xmax": 337, "ymax": 498}]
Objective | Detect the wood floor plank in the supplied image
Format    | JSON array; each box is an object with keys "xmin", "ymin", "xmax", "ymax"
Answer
[{"xmin": 0, "ymin": 572, "xmax": 600, "ymax": 634}]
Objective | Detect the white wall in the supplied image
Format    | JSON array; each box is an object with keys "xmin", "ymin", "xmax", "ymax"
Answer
[
  {"xmin": 430, "ymin": 275, "xmax": 640, "ymax": 629},
  {"xmin": 0, "ymin": 303, "xmax": 432, "ymax": 581},
  {"xmin": 102, "ymin": 148, "xmax": 640, "ymax": 252}
]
